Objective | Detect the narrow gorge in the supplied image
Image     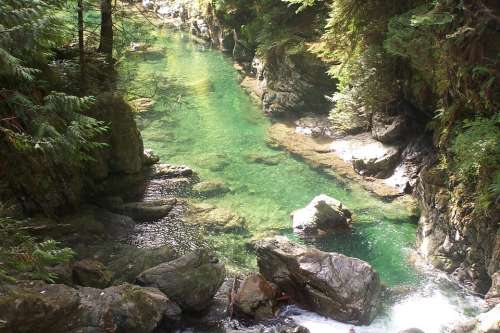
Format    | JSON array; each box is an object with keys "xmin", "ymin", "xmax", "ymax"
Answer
[{"xmin": 0, "ymin": 1, "xmax": 498, "ymax": 333}]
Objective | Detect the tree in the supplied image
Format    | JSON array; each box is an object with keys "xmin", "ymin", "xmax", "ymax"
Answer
[
  {"xmin": 78, "ymin": 0, "xmax": 86, "ymax": 93},
  {"xmin": 98, "ymin": 0, "xmax": 114, "ymax": 62}
]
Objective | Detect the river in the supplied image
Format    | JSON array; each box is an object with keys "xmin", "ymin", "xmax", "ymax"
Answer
[{"xmin": 119, "ymin": 26, "xmax": 485, "ymax": 333}]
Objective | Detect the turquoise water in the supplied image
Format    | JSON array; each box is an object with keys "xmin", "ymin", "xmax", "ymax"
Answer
[{"xmin": 119, "ymin": 29, "xmax": 419, "ymax": 286}]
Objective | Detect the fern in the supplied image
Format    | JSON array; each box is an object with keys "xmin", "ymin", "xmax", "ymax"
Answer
[{"xmin": 0, "ymin": 218, "xmax": 74, "ymax": 283}]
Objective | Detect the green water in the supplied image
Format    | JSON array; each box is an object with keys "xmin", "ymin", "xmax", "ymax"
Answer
[{"xmin": 119, "ymin": 29, "xmax": 419, "ymax": 286}]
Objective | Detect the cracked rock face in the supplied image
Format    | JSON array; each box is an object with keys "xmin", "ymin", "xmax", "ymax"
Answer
[{"xmin": 254, "ymin": 236, "xmax": 381, "ymax": 325}]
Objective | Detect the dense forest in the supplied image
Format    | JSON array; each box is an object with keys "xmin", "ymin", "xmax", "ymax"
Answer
[{"xmin": 0, "ymin": 1, "xmax": 498, "ymax": 333}]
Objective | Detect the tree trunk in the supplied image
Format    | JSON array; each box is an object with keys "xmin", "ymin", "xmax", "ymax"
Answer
[
  {"xmin": 98, "ymin": 0, "xmax": 113, "ymax": 62},
  {"xmin": 77, "ymin": 0, "xmax": 86, "ymax": 94}
]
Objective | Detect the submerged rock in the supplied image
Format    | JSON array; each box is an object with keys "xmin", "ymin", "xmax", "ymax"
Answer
[
  {"xmin": 234, "ymin": 273, "xmax": 278, "ymax": 320},
  {"xmin": 186, "ymin": 203, "xmax": 247, "ymax": 232},
  {"xmin": 136, "ymin": 249, "xmax": 225, "ymax": 311},
  {"xmin": 254, "ymin": 236, "xmax": 381, "ymax": 325},
  {"xmin": 193, "ymin": 180, "xmax": 231, "ymax": 197},
  {"xmin": 0, "ymin": 281, "xmax": 180, "ymax": 333},
  {"xmin": 291, "ymin": 194, "xmax": 352, "ymax": 236},
  {"xmin": 245, "ymin": 152, "xmax": 283, "ymax": 166},
  {"xmin": 72, "ymin": 259, "xmax": 113, "ymax": 288}
]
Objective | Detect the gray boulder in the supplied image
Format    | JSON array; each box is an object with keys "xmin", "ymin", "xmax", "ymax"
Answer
[
  {"xmin": 136, "ymin": 249, "xmax": 225, "ymax": 312},
  {"xmin": 291, "ymin": 194, "xmax": 352, "ymax": 235},
  {"xmin": 0, "ymin": 281, "xmax": 180, "ymax": 333},
  {"xmin": 254, "ymin": 236, "xmax": 381, "ymax": 325}
]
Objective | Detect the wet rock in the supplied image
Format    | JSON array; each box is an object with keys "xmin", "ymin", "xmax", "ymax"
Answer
[
  {"xmin": 291, "ymin": 194, "xmax": 352, "ymax": 236},
  {"xmin": 295, "ymin": 115, "xmax": 334, "ymax": 138},
  {"xmin": 223, "ymin": 321, "xmax": 310, "ymax": 333},
  {"xmin": 112, "ymin": 198, "xmax": 177, "ymax": 222},
  {"xmin": 186, "ymin": 203, "xmax": 247, "ymax": 232},
  {"xmin": 136, "ymin": 249, "xmax": 226, "ymax": 311},
  {"xmin": 254, "ymin": 236, "xmax": 381, "ymax": 325},
  {"xmin": 234, "ymin": 273, "xmax": 278, "ymax": 320},
  {"xmin": 151, "ymin": 163, "xmax": 194, "ymax": 178},
  {"xmin": 246, "ymin": 153, "xmax": 283, "ymax": 166},
  {"xmin": 143, "ymin": 149, "xmax": 160, "ymax": 166},
  {"xmin": 0, "ymin": 281, "xmax": 180, "ymax": 333},
  {"xmin": 399, "ymin": 329, "xmax": 425, "ymax": 333},
  {"xmin": 450, "ymin": 304, "xmax": 500, "ymax": 333},
  {"xmin": 485, "ymin": 271, "xmax": 500, "ymax": 306},
  {"xmin": 72, "ymin": 259, "xmax": 113, "ymax": 288},
  {"xmin": 193, "ymin": 180, "xmax": 231, "ymax": 197}
]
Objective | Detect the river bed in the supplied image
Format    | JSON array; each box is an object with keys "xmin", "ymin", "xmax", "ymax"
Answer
[{"xmin": 118, "ymin": 26, "xmax": 485, "ymax": 333}]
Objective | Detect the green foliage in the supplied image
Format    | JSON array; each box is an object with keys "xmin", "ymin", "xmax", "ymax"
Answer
[
  {"xmin": 451, "ymin": 114, "xmax": 500, "ymax": 204},
  {"xmin": 0, "ymin": 0, "xmax": 108, "ymax": 164},
  {"xmin": 0, "ymin": 218, "xmax": 74, "ymax": 283}
]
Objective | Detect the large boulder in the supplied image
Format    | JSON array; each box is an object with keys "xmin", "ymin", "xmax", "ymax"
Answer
[
  {"xmin": 254, "ymin": 236, "xmax": 381, "ymax": 325},
  {"xmin": 234, "ymin": 273, "xmax": 278, "ymax": 320},
  {"xmin": 136, "ymin": 249, "xmax": 225, "ymax": 312},
  {"xmin": 0, "ymin": 281, "xmax": 180, "ymax": 333},
  {"xmin": 291, "ymin": 194, "xmax": 352, "ymax": 236}
]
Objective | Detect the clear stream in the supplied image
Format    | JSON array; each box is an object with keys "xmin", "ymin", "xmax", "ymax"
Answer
[{"xmin": 119, "ymin": 27, "xmax": 485, "ymax": 333}]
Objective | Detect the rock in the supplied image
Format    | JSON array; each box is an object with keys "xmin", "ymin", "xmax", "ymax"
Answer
[
  {"xmin": 371, "ymin": 100, "xmax": 414, "ymax": 144},
  {"xmin": 92, "ymin": 93, "xmax": 144, "ymax": 175},
  {"xmin": 295, "ymin": 115, "xmax": 334, "ymax": 138},
  {"xmin": 72, "ymin": 259, "xmax": 113, "ymax": 288},
  {"xmin": 399, "ymin": 329, "xmax": 425, "ymax": 333},
  {"xmin": 143, "ymin": 149, "xmax": 160, "ymax": 165},
  {"xmin": 246, "ymin": 152, "xmax": 283, "ymax": 166},
  {"xmin": 330, "ymin": 132, "xmax": 400, "ymax": 178},
  {"xmin": 486, "ymin": 272, "xmax": 500, "ymax": 306},
  {"xmin": 254, "ymin": 236, "xmax": 382, "ymax": 325},
  {"xmin": 0, "ymin": 282, "xmax": 80, "ymax": 333},
  {"xmin": 193, "ymin": 180, "xmax": 230, "ymax": 197},
  {"xmin": 0, "ymin": 281, "xmax": 180, "ymax": 333},
  {"xmin": 187, "ymin": 203, "xmax": 247, "ymax": 232},
  {"xmin": 291, "ymin": 194, "xmax": 352, "ymax": 235},
  {"xmin": 112, "ymin": 198, "xmax": 177, "ymax": 222},
  {"xmin": 77, "ymin": 283, "xmax": 181, "ymax": 332},
  {"xmin": 151, "ymin": 163, "xmax": 194, "ymax": 178},
  {"xmin": 234, "ymin": 273, "xmax": 278, "ymax": 320},
  {"xmin": 136, "ymin": 249, "xmax": 226, "ymax": 311},
  {"xmin": 450, "ymin": 304, "xmax": 500, "ymax": 333}
]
